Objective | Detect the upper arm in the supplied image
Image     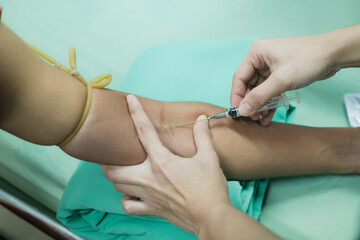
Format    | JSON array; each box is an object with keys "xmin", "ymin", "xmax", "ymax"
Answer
[{"xmin": 0, "ymin": 25, "xmax": 87, "ymax": 145}]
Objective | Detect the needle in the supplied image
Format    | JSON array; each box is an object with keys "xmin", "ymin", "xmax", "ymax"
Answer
[
  {"xmin": 175, "ymin": 92, "xmax": 301, "ymax": 128},
  {"xmin": 175, "ymin": 118, "xmax": 209, "ymax": 127},
  {"xmin": 175, "ymin": 110, "xmax": 228, "ymax": 127}
]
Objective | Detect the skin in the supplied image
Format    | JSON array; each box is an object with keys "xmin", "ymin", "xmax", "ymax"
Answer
[
  {"xmin": 0, "ymin": 14, "xmax": 359, "ymax": 239},
  {"xmin": 0, "ymin": 20, "xmax": 359, "ymax": 180},
  {"xmin": 63, "ymin": 87, "xmax": 360, "ymax": 180},
  {"xmin": 102, "ymin": 25, "xmax": 360, "ymax": 239},
  {"xmin": 101, "ymin": 95, "xmax": 280, "ymax": 239},
  {"xmin": 0, "ymin": 23, "xmax": 87, "ymax": 145},
  {"xmin": 231, "ymin": 24, "xmax": 360, "ymax": 125}
]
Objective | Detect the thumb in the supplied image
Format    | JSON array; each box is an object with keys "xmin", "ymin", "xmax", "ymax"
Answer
[
  {"xmin": 193, "ymin": 115, "xmax": 215, "ymax": 156},
  {"xmin": 121, "ymin": 196, "xmax": 156, "ymax": 216},
  {"xmin": 238, "ymin": 74, "xmax": 286, "ymax": 116}
]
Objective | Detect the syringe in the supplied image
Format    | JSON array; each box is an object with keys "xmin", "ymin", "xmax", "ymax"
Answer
[{"xmin": 175, "ymin": 91, "xmax": 300, "ymax": 127}]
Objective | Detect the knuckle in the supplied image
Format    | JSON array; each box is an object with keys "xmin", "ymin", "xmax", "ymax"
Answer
[
  {"xmin": 114, "ymin": 184, "xmax": 123, "ymax": 193},
  {"xmin": 250, "ymin": 39, "xmax": 264, "ymax": 49},
  {"xmin": 123, "ymin": 202, "xmax": 135, "ymax": 215},
  {"xmin": 136, "ymin": 121, "xmax": 151, "ymax": 135},
  {"xmin": 152, "ymin": 157, "xmax": 165, "ymax": 171},
  {"xmin": 271, "ymin": 72, "xmax": 283, "ymax": 85},
  {"xmin": 272, "ymin": 70, "xmax": 290, "ymax": 91},
  {"xmin": 105, "ymin": 169, "xmax": 118, "ymax": 182},
  {"xmin": 128, "ymin": 103, "xmax": 136, "ymax": 115},
  {"xmin": 153, "ymin": 151, "xmax": 170, "ymax": 164},
  {"xmin": 232, "ymin": 72, "xmax": 237, "ymax": 82},
  {"xmin": 128, "ymin": 101, "xmax": 140, "ymax": 116},
  {"xmin": 250, "ymin": 39, "xmax": 260, "ymax": 48},
  {"xmin": 139, "ymin": 174, "xmax": 154, "ymax": 187},
  {"xmin": 151, "ymin": 158, "xmax": 170, "ymax": 176},
  {"xmin": 248, "ymin": 90, "xmax": 265, "ymax": 108}
]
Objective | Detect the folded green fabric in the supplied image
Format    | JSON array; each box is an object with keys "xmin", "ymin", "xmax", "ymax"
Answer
[
  {"xmin": 57, "ymin": 106, "xmax": 295, "ymax": 240},
  {"xmin": 57, "ymin": 38, "xmax": 295, "ymax": 239}
]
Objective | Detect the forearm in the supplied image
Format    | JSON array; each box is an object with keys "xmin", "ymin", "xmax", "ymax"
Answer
[
  {"xmin": 213, "ymin": 122, "xmax": 357, "ymax": 180},
  {"xmin": 327, "ymin": 24, "xmax": 360, "ymax": 68},
  {"xmin": 162, "ymin": 102, "xmax": 359, "ymax": 180},
  {"xmin": 198, "ymin": 204, "xmax": 280, "ymax": 240},
  {"xmin": 0, "ymin": 24, "xmax": 86, "ymax": 145}
]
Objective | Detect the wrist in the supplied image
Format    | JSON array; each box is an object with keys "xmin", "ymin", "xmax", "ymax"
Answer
[
  {"xmin": 321, "ymin": 128, "xmax": 360, "ymax": 175},
  {"xmin": 333, "ymin": 128, "xmax": 360, "ymax": 175},
  {"xmin": 196, "ymin": 201, "xmax": 233, "ymax": 239},
  {"xmin": 329, "ymin": 25, "xmax": 360, "ymax": 69}
]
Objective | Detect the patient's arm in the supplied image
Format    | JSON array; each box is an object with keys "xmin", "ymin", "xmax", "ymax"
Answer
[
  {"xmin": 1, "ymin": 23, "xmax": 359, "ymax": 181},
  {"xmin": 61, "ymin": 89, "xmax": 360, "ymax": 180},
  {"xmin": 0, "ymin": 24, "xmax": 86, "ymax": 145}
]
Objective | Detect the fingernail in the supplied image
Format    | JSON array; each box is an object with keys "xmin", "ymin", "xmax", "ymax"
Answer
[
  {"xmin": 198, "ymin": 115, "xmax": 207, "ymax": 121},
  {"xmin": 239, "ymin": 102, "xmax": 255, "ymax": 116},
  {"xmin": 126, "ymin": 94, "xmax": 135, "ymax": 103}
]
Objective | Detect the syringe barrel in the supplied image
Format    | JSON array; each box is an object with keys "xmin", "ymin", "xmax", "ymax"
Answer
[
  {"xmin": 258, "ymin": 91, "xmax": 300, "ymax": 111},
  {"xmin": 258, "ymin": 93, "xmax": 289, "ymax": 111},
  {"xmin": 286, "ymin": 91, "xmax": 301, "ymax": 104},
  {"xmin": 228, "ymin": 91, "xmax": 300, "ymax": 118}
]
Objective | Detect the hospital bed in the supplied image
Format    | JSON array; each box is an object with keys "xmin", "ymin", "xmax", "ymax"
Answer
[{"xmin": 1, "ymin": 1, "xmax": 360, "ymax": 239}]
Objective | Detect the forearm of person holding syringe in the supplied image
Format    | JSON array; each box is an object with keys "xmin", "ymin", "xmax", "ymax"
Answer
[{"xmin": 231, "ymin": 24, "xmax": 360, "ymax": 124}]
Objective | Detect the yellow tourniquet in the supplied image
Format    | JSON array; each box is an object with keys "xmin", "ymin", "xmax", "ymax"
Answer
[{"xmin": 26, "ymin": 43, "xmax": 112, "ymax": 147}]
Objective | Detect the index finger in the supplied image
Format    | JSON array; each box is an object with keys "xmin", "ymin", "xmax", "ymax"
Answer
[
  {"xmin": 101, "ymin": 163, "xmax": 148, "ymax": 185},
  {"xmin": 230, "ymin": 55, "xmax": 255, "ymax": 107},
  {"xmin": 127, "ymin": 94, "xmax": 169, "ymax": 159}
]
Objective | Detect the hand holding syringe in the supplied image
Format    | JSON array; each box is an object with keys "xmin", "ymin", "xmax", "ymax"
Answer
[{"xmin": 176, "ymin": 91, "xmax": 300, "ymax": 127}]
